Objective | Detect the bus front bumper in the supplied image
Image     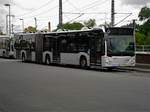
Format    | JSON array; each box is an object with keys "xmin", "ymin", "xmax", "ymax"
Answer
[{"xmin": 101, "ymin": 56, "xmax": 135, "ymax": 67}]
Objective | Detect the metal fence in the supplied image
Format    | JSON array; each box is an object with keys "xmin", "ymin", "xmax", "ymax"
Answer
[{"xmin": 136, "ymin": 45, "xmax": 150, "ymax": 52}]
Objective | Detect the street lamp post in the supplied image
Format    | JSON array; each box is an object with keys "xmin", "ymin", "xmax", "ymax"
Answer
[
  {"xmin": 6, "ymin": 15, "xmax": 15, "ymax": 35},
  {"xmin": 4, "ymin": 4, "xmax": 11, "ymax": 37},
  {"xmin": 20, "ymin": 19, "xmax": 24, "ymax": 32},
  {"xmin": 6, "ymin": 15, "xmax": 8, "ymax": 35}
]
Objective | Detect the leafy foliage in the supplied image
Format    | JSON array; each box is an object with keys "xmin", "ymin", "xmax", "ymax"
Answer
[
  {"xmin": 56, "ymin": 22, "xmax": 84, "ymax": 31},
  {"xmin": 135, "ymin": 32, "xmax": 146, "ymax": 45},
  {"xmin": 83, "ymin": 19, "xmax": 96, "ymax": 28},
  {"xmin": 0, "ymin": 27, "xmax": 3, "ymax": 35},
  {"xmin": 0, "ymin": 32, "xmax": 3, "ymax": 35},
  {"xmin": 136, "ymin": 6, "xmax": 150, "ymax": 45},
  {"xmin": 56, "ymin": 19, "xmax": 96, "ymax": 31},
  {"xmin": 138, "ymin": 7, "xmax": 150, "ymax": 21},
  {"xmin": 24, "ymin": 26, "xmax": 37, "ymax": 33}
]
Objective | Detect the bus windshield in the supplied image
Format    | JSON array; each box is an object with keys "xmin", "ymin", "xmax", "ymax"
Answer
[{"xmin": 107, "ymin": 36, "xmax": 135, "ymax": 56}]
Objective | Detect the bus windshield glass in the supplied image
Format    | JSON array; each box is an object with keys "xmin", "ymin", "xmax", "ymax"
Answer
[{"xmin": 107, "ymin": 36, "xmax": 135, "ymax": 56}]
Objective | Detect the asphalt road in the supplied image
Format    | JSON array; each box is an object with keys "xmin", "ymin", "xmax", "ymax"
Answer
[{"xmin": 0, "ymin": 58, "xmax": 150, "ymax": 112}]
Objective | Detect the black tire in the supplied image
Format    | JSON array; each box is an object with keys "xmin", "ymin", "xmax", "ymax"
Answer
[
  {"xmin": 2, "ymin": 51, "xmax": 5, "ymax": 57},
  {"xmin": 80, "ymin": 57, "xmax": 87, "ymax": 68},
  {"xmin": 107, "ymin": 67, "xmax": 115, "ymax": 71},
  {"xmin": 45, "ymin": 55, "xmax": 51, "ymax": 65},
  {"xmin": 22, "ymin": 53, "xmax": 25, "ymax": 62}
]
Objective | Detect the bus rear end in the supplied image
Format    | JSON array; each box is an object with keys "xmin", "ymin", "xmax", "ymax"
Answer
[{"xmin": 102, "ymin": 27, "xmax": 135, "ymax": 68}]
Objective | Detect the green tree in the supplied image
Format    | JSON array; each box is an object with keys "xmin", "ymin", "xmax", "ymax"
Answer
[
  {"xmin": 83, "ymin": 19, "xmax": 96, "ymax": 28},
  {"xmin": 136, "ymin": 6, "xmax": 150, "ymax": 45},
  {"xmin": 57, "ymin": 22, "xmax": 84, "ymax": 31},
  {"xmin": 0, "ymin": 27, "xmax": 3, "ymax": 35},
  {"xmin": 139, "ymin": 19, "xmax": 150, "ymax": 36},
  {"xmin": 24, "ymin": 26, "xmax": 37, "ymax": 33},
  {"xmin": 138, "ymin": 6, "xmax": 150, "ymax": 36},
  {"xmin": 135, "ymin": 32, "xmax": 146, "ymax": 45},
  {"xmin": 145, "ymin": 32, "xmax": 150, "ymax": 45},
  {"xmin": 138, "ymin": 7, "xmax": 150, "ymax": 21},
  {"xmin": 0, "ymin": 32, "xmax": 3, "ymax": 35}
]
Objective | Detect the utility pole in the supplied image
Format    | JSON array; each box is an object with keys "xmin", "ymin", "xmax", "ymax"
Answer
[
  {"xmin": 4, "ymin": 4, "xmax": 11, "ymax": 37},
  {"xmin": 133, "ymin": 19, "xmax": 136, "ymax": 29},
  {"xmin": 111, "ymin": 0, "xmax": 115, "ymax": 27},
  {"xmin": 11, "ymin": 24, "xmax": 14, "ymax": 34},
  {"xmin": 59, "ymin": 0, "xmax": 63, "ymax": 28},
  {"xmin": 8, "ymin": 4, "xmax": 11, "ymax": 36},
  {"xmin": 34, "ymin": 17, "xmax": 37, "ymax": 30},
  {"xmin": 48, "ymin": 21, "xmax": 51, "ymax": 32}
]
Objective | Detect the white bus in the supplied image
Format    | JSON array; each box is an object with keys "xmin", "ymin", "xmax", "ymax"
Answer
[
  {"xmin": 14, "ymin": 27, "xmax": 135, "ymax": 69},
  {"xmin": 0, "ymin": 35, "xmax": 15, "ymax": 58}
]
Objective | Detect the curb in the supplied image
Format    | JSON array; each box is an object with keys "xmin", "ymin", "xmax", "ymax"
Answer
[{"xmin": 119, "ymin": 67, "xmax": 150, "ymax": 73}]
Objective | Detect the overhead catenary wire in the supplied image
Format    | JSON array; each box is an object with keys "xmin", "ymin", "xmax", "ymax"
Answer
[
  {"xmin": 15, "ymin": 0, "xmax": 55, "ymax": 17},
  {"xmin": 114, "ymin": 13, "xmax": 132, "ymax": 26},
  {"xmin": 11, "ymin": 2, "xmax": 34, "ymax": 11},
  {"xmin": 66, "ymin": 0, "xmax": 81, "ymax": 12},
  {"xmin": 63, "ymin": 12, "xmax": 107, "ymax": 15},
  {"xmin": 16, "ymin": 0, "xmax": 68, "ymax": 19},
  {"xmin": 15, "ymin": 0, "xmax": 109, "ymax": 23},
  {"xmin": 12, "ymin": 0, "xmax": 134, "ymax": 31},
  {"xmin": 64, "ymin": 0, "xmax": 132, "ymax": 26},
  {"xmin": 68, "ymin": 13, "xmax": 85, "ymax": 22},
  {"xmin": 80, "ymin": 0, "xmax": 109, "ymax": 11},
  {"xmin": 63, "ymin": 0, "xmax": 109, "ymax": 23},
  {"xmin": 63, "ymin": 12, "xmax": 108, "ymax": 24},
  {"xmin": 63, "ymin": 0, "xmax": 109, "ymax": 17},
  {"xmin": 13, "ymin": 0, "xmax": 68, "ymax": 30},
  {"xmin": 79, "ymin": 0, "xmax": 104, "ymax": 11},
  {"xmin": 18, "ymin": 5, "xmax": 58, "ymax": 19}
]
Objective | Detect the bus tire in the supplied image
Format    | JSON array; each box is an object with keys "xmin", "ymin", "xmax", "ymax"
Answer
[
  {"xmin": 2, "ymin": 51, "xmax": 6, "ymax": 57},
  {"xmin": 80, "ymin": 56, "xmax": 87, "ymax": 68},
  {"xmin": 45, "ymin": 54, "xmax": 51, "ymax": 65},
  {"xmin": 22, "ymin": 53, "xmax": 25, "ymax": 62},
  {"xmin": 107, "ymin": 67, "xmax": 115, "ymax": 71}
]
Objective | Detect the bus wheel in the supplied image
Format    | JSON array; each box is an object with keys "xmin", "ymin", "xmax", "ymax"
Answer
[
  {"xmin": 2, "ymin": 51, "xmax": 6, "ymax": 57},
  {"xmin": 22, "ymin": 53, "xmax": 25, "ymax": 62},
  {"xmin": 45, "ymin": 55, "xmax": 51, "ymax": 65},
  {"xmin": 107, "ymin": 67, "xmax": 115, "ymax": 71},
  {"xmin": 80, "ymin": 57, "xmax": 87, "ymax": 68}
]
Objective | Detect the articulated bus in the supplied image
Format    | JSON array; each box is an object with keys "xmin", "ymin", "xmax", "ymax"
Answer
[
  {"xmin": 0, "ymin": 35, "xmax": 15, "ymax": 58},
  {"xmin": 14, "ymin": 27, "xmax": 135, "ymax": 69}
]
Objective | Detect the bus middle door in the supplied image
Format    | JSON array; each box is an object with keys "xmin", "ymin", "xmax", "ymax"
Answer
[
  {"xmin": 90, "ymin": 37, "xmax": 102, "ymax": 65},
  {"xmin": 51, "ymin": 38, "xmax": 60, "ymax": 63}
]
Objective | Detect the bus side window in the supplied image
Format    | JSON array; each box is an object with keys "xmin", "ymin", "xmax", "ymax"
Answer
[
  {"xmin": 43, "ymin": 37, "xmax": 51, "ymax": 51},
  {"xmin": 67, "ymin": 43, "xmax": 77, "ymax": 52},
  {"xmin": 11, "ymin": 45, "xmax": 14, "ymax": 51},
  {"xmin": 60, "ymin": 38, "xmax": 67, "ymax": 52},
  {"xmin": 96, "ymin": 38, "xmax": 102, "ymax": 52}
]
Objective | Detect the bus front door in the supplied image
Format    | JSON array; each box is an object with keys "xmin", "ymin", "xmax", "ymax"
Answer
[{"xmin": 90, "ymin": 38, "xmax": 102, "ymax": 66}]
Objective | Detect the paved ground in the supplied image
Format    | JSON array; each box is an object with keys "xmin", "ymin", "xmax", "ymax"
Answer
[{"xmin": 0, "ymin": 58, "xmax": 150, "ymax": 112}]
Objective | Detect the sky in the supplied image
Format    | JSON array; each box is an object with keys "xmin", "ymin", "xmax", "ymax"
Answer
[{"xmin": 0, "ymin": 0, "xmax": 150, "ymax": 33}]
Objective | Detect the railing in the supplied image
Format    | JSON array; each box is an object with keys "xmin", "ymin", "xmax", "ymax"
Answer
[{"xmin": 136, "ymin": 45, "xmax": 150, "ymax": 52}]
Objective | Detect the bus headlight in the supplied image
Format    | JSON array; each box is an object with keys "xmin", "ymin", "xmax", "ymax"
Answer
[
  {"xmin": 105, "ymin": 57, "xmax": 112, "ymax": 65},
  {"xmin": 128, "ymin": 57, "xmax": 135, "ymax": 66}
]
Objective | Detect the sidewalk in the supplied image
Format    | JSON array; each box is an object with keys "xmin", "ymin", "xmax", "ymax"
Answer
[{"xmin": 120, "ymin": 63, "xmax": 150, "ymax": 72}]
